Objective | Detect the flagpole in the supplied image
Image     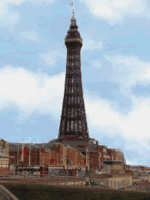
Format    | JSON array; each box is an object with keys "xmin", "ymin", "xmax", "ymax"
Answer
[
  {"xmin": 22, "ymin": 138, "xmax": 24, "ymax": 173},
  {"xmin": 17, "ymin": 145, "xmax": 19, "ymax": 174},
  {"xmin": 29, "ymin": 144, "xmax": 30, "ymax": 174},
  {"xmin": 69, "ymin": 1, "xmax": 75, "ymax": 16},
  {"xmin": 29, "ymin": 135, "xmax": 32, "ymax": 175}
]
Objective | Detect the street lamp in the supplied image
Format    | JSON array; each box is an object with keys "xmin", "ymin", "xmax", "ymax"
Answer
[
  {"xmin": 29, "ymin": 135, "xmax": 32, "ymax": 174},
  {"xmin": 18, "ymin": 138, "xmax": 24, "ymax": 173}
]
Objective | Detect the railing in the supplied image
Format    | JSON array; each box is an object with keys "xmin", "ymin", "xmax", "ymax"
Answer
[
  {"xmin": 0, "ymin": 172, "xmax": 134, "ymax": 191},
  {"xmin": 0, "ymin": 188, "xmax": 10, "ymax": 200},
  {"xmin": 0, "ymin": 171, "xmax": 86, "ymax": 180},
  {"xmin": 0, "ymin": 185, "xmax": 19, "ymax": 200}
]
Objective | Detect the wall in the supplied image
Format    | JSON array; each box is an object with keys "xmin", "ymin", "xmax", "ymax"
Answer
[
  {"xmin": 24, "ymin": 150, "xmax": 39, "ymax": 165},
  {"xmin": 9, "ymin": 150, "xmax": 40, "ymax": 165},
  {"xmin": 107, "ymin": 175, "xmax": 132, "ymax": 189},
  {"xmin": 0, "ymin": 157, "xmax": 9, "ymax": 175},
  {"xmin": 111, "ymin": 164, "xmax": 124, "ymax": 171},
  {"xmin": 89, "ymin": 152, "xmax": 99, "ymax": 169},
  {"xmin": 0, "ymin": 140, "xmax": 9, "ymax": 156},
  {"xmin": 39, "ymin": 144, "xmax": 86, "ymax": 169}
]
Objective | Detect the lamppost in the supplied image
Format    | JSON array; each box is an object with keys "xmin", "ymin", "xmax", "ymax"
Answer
[
  {"xmin": 49, "ymin": 148, "xmax": 51, "ymax": 173},
  {"xmin": 63, "ymin": 142, "xmax": 66, "ymax": 170},
  {"xmin": 22, "ymin": 138, "xmax": 24, "ymax": 171},
  {"xmin": 85, "ymin": 146, "xmax": 89, "ymax": 173},
  {"xmin": 28, "ymin": 135, "xmax": 32, "ymax": 174},
  {"xmin": 17, "ymin": 145, "xmax": 19, "ymax": 174},
  {"xmin": 18, "ymin": 138, "xmax": 24, "ymax": 173}
]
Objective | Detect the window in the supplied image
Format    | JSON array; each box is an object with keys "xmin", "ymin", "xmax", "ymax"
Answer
[{"xmin": 104, "ymin": 165, "xmax": 106, "ymax": 172}]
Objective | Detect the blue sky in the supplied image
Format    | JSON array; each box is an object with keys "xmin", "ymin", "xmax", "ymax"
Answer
[{"xmin": 1, "ymin": 0, "xmax": 150, "ymax": 167}]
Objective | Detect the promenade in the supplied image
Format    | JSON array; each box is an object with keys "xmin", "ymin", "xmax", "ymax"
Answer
[{"xmin": 0, "ymin": 174, "xmax": 150, "ymax": 193}]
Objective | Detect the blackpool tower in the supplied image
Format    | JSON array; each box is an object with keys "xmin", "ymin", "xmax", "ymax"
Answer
[{"xmin": 58, "ymin": 11, "xmax": 89, "ymax": 140}]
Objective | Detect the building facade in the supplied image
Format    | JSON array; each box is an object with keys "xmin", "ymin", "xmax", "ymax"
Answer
[{"xmin": 0, "ymin": 139, "xmax": 12, "ymax": 176}]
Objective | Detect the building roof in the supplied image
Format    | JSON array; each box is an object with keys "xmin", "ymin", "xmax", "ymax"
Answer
[{"xmin": 9, "ymin": 142, "xmax": 46, "ymax": 151}]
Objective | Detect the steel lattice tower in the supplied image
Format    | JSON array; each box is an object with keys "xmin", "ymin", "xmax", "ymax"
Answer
[{"xmin": 58, "ymin": 12, "xmax": 89, "ymax": 140}]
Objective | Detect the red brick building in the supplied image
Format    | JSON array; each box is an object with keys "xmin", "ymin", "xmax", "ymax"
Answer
[
  {"xmin": 0, "ymin": 139, "xmax": 13, "ymax": 176},
  {"xmin": 9, "ymin": 142, "xmax": 86, "ymax": 172},
  {"xmin": 9, "ymin": 138, "xmax": 126, "ymax": 173}
]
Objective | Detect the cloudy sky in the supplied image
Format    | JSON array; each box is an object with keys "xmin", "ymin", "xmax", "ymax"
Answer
[{"xmin": 0, "ymin": 0, "xmax": 150, "ymax": 166}]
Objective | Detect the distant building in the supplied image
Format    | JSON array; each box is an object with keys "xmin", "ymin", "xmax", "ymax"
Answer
[
  {"xmin": 9, "ymin": 141, "xmax": 86, "ymax": 172},
  {"xmin": 0, "ymin": 139, "xmax": 13, "ymax": 176}
]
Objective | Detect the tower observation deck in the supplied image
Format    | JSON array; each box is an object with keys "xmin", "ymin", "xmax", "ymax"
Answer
[{"xmin": 58, "ymin": 12, "xmax": 89, "ymax": 140}]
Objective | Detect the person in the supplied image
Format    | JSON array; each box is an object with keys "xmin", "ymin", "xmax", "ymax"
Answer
[
  {"xmin": 122, "ymin": 185, "xmax": 124, "ymax": 190},
  {"xmin": 85, "ymin": 176, "xmax": 89, "ymax": 186},
  {"xmin": 90, "ymin": 177, "xmax": 94, "ymax": 187},
  {"xmin": 101, "ymin": 182, "xmax": 103, "ymax": 188}
]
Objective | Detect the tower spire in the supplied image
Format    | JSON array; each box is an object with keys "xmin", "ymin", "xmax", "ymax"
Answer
[
  {"xmin": 72, "ymin": 8, "xmax": 75, "ymax": 17},
  {"xmin": 58, "ymin": 12, "xmax": 89, "ymax": 140}
]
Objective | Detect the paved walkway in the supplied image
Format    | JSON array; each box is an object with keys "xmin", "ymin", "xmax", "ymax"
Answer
[{"xmin": 1, "ymin": 176, "xmax": 150, "ymax": 193}]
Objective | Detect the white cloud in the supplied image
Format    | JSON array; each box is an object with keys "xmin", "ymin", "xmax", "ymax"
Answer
[
  {"xmin": 0, "ymin": 65, "xmax": 65, "ymax": 121},
  {"xmin": 92, "ymin": 60, "xmax": 101, "ymax": 68},
  {"xmin": 19, "ymin": 31, "xmax": 41, "ymax": 41},
  {"xmin": 85, "ymin": 54, "xmax": 150, "ymax": 154},
  {"xmin": 85, "ymin": 54, "xmax": 150, "ymax": 165},
  {"xmin": 40, "ymin": 51, "xmax": 65, "ymax": 66},
  {"xmin": 0, "ymin": 0, "xmax": 55, "ymax": 6},
  {"xmin": 82, "ymin": 39, "xmax": 103, "ymax": 51},
  {"xmin": 81, "ymin": 0, "xmax": 146, "ymax": 25},
  {"xmin": 29, "ymin": 0, "xmax": 55, "ymax": 5},
  {"xmin": 125, "ymin": 158, "xmax": 140, "ymax": 166},
  {"xmin": 84, "ymin": 93, "xmax": 150, "ymax": 156},
  {"xmin": 81, "ymin": 33, "xmax": 103, "ymax": 51},
  {"xmin": 0, "ymin": 0, "xmax": 24, "ymax": 6},
  {"xmin": 0, "ymin": 0, "xmax": 55, "ymax": 27},
  {"xmin": 0, "ymin": 2, "xmax": 20, "ymax": 27},
  {"xmin": 104, "ymin": 54, "xmax": 150, "ymax": 89}
]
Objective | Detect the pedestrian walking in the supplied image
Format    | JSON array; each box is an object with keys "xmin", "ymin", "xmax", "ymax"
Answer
[
  {"xmin": 90, "ymin": 177, "xmax": 94, "ymax": 187},
  {"xmin": 101, "ymin": 182, "xmax": 103, "ymax": 188},
  {"xmin": 85, "ymin": 176, "xmax": 89, "ymax": 186}
]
